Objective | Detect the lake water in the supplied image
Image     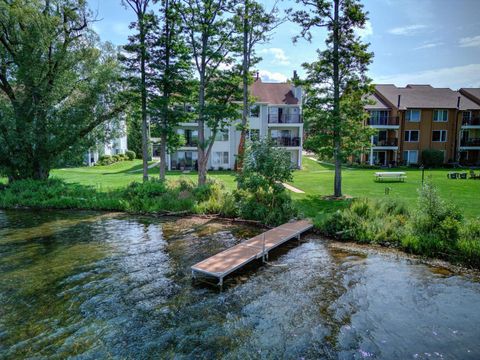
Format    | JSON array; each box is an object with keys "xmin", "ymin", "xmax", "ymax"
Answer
[{"xmin": 1, "ymin": 210, "xmax": 480, "ymax": 359}]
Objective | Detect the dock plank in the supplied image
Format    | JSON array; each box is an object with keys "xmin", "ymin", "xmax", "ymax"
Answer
[{"xmin": 191, "ymin": 219, "xmax": 313, "ymax": 284}]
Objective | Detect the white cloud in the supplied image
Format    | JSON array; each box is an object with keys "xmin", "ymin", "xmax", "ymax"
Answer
[
  {"xmin": 259, "ymin": 48, "xmax": 290, "ymax": 66},
  {"xmin": 355, "ymin": 21, "xmax": 373, "ymax": 39},
  {"xmin": 373, "ymin": 63, "xmax": 480, "ymax": 89},
  {"xmin": 413, "ymin": 42, "xmax": 443, "ymax": 50},
  {"xmin": 259, "ymin": 70, "xmax": 288, "ymax": 83},
  {"xmin": 459, "ymin": 35, "xmax": 480, "ymax": 48},
  {"xmin": 388, "ymin": 24, "xmax": 428, "ymax": 36}
]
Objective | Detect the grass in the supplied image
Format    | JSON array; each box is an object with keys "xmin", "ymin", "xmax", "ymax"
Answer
[{"xmin": 1, "ymin": 157, "xmax": 479, "ymax": 218}]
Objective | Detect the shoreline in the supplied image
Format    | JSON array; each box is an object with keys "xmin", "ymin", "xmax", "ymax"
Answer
[{"xmin": 2, "ymin": 206, "xmax": 479, "ymax": 276}]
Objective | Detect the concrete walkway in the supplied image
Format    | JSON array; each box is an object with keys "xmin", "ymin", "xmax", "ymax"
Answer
[{"xmin": 282, "ymin": 183, "xmax": 305, "ymax": 194}]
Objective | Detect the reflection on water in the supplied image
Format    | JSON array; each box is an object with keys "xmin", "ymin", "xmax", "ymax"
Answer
[{"xmin": 1, "ymin": 210, "xmax": 480, "ymax": 359}]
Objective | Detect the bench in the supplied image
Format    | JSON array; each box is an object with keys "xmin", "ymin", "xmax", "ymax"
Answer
[{"xmin": 374, "ymin": 172, "xmax": 406, "ymax": 182}]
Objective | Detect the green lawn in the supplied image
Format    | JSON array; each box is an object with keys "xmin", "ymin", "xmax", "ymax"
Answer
[{"xmin": 2, "ymin": 158, "xmax": 479, "ymax": 218}]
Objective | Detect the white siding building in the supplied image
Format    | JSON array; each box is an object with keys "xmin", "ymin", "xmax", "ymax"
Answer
[
  {"xmin": 153, "ymin": 77, "xmax": 303, "ymax": 170},
  {"xmin": 85, "ymin": 119, "xmax": 128, "ymax": 166}
]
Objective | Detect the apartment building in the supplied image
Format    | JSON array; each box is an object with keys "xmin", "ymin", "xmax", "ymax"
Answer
[
  {"xmin": 152, "ymin": 77, "xmax": 303, "ymax": 170},
  {"xmin": 363, "ymin": 84, "xmax": 480, "ymax": 166},
  {"xmin": 85, "ymin": 119, "xmax": 128, "ymax": 166},
  {"xmin": 458, "ymin": 88, "xmax": 480, "ymax": 165}
]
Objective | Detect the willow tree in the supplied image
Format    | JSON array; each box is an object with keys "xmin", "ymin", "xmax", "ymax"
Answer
[
  {"xmin": 291, "ymin": 0, "xmax": 373, "ymax": 197},
  {"xmin": 0, "ymin": 0, "xmax": 123, "ymax": 182},
  {"xmin": 179, "ymin": 0, "xmax": 238, "ymax": 186}
]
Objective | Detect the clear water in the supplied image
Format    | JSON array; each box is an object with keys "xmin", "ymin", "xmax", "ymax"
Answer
[{"xmin": 1, "ymin": 210, "xmax": 479, "ymax": 359}]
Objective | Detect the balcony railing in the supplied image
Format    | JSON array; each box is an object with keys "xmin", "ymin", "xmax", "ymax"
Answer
[
  {"xmin": 271, "ymin": 136, "xmax": 301, "ymax": 147},
  {"xmin": 367, "ymin": 116, "xmax": 400, "ymax": 126},
  {"xmin": 184, "ymin": 139, "xmax": 198, "ymax": 147},
  {"xmin": 268, "ymin": 114, "xmax": 303, "ymax": 124},
  {"xmin": 461, "ymin": 138, "xmax": 480, "ymax": 147},
  {"xmin": 372, "ymin": 138, "xmax": 398, "ymax": 146},
  {"xmin": 462, "ymin": 117, "xmax": 480, "ymax": 126}
]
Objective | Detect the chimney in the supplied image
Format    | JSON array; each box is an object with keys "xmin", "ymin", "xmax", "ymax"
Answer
[
  {"xmin": 457, "ymin": 96, "xmax": 461, "ymax": 109},
  {"xmin": 293, "ymin": 70, "xmax": 298, "ymax": 81},
  {"xmin": 397, "ymin": 95, "xmax": 401, "ymax": 108},
  {"xmin": 256, "ymin": 71, "xmax": 259, "ymax": 81}
]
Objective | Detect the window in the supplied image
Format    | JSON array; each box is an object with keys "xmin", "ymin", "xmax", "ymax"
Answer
[
  {"xmin": 433, "ymin": 109, "xmax": 448, "ymax": 122},
  {"xmin": 249, "ymin": 105, "xmax": 260, "ymax": 117},
  {"xmin": 403, "ymin": 150, "xmax": 418, "ymax": 165},
  {"xmin": 406, "ymin": 109, "xmax": 421, "ymax": 122},
  {"xmin": 432, "ymin": 130, "xmax": 447, "ymax": 142},
  {"xmin": 214, "ymin": 129, "xmax": 229, "ymax": 141},
  {"xmin": 213, "ymin": 152, "xmax": 229, "ymax": 166},
  {"xmin": 369, "ymin": 110, "xmax": 389, "ymax": 124},
  {"xmin": 404, "ymin": 130, "xmax": 419, "ymax": 142},
  {"xmin": 463, "ymin": 111, "xmax": 472, "ymax": 122},
  {"xmin": 247, "ymin": 129, "xmax": 260, "ymax": 141}
]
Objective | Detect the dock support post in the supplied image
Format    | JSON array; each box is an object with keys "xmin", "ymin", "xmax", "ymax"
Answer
[{"xmin": 218, "ymin": 277, "xmax": 223, "ymax": 287}]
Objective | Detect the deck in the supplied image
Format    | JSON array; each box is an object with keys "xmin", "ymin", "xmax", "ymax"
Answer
[{"xmin": 191, "ymin": 219, "xmax": 313, "ymax": 285}]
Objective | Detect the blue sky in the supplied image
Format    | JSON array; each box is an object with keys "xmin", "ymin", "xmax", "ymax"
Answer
[{"xmin": 88, "ymin": 0, "xmax": 480, "ymax": 88}]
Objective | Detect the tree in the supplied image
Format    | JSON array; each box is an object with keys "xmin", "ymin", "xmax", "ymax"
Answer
[
  {"xmin": 122, "ymin": 0, "xmax": 153, "ymax": 182},
  {"xmin": 234, "ymin": 0, "xmax": 281, "ymax": 171},
  {"xmin": 149, "ymin": 0, "xmax": 193, "ymax": 180},
  {"xmin": 290, "ymin": 0, "xmax": 373, "ymax": 197},
  {"xmin": 0, "ymin": 0, "xmax": 123, "ymax": 182},
  {"xmin": 178, "ymin": 0, "xmax": 238, "ymax": 185}
]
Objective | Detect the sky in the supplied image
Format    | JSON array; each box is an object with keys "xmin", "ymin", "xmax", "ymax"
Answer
[{"xmin": 88, "ymin": 0, "xmax": 480, "ymax": 89}]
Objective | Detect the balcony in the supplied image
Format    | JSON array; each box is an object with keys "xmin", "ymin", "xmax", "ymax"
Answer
[
  {"xmin": 268, "ymin": 114, "xmax": 303, "ymax": 124},
  {"xmin": 183, "ymin": 139, "xmax": 198, "ymax": 147},
  {"xmin": 271, "ymin": 136, "xmax": 301, "ymax": 147},
  {"xmin": 367, "ymin": 116, "xmax": 400, "ymax": 126},
  {"xmin": 460, "ymin": 138, "xmax": 480, "ymax": 147},
  {"xmin": 462, "ymin": 117, "xmax": 480, "ymax": 126},
  {"xmin": 372, "ymin": 138, "xmax": 398, "ymax": 147}
]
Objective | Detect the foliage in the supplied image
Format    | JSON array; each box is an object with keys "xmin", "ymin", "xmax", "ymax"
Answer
[
  {"xmin": 290, "ymin": 0, "xmax": 374, "ymax": 197},
  {"xmin": 125, "ymin": 150, "xmax": 137, "ymax": 160},
  {"xmin": 421, "ymin": 149, "xmax": 445, "ymax": 168},
  {"xmin": 0, "ymin": 1, "xmax": 124, "ymax": 181},
  {"xmin": 0, "ymin": 178, "xmax": 236, "ymax": 217},
  {"xmin": 316, "ymin": 180, "xmax": 480, "ymax": 268},
  {"xmin": 317, "ymin": 198, "xmax": 409, "ymax": 245},
  {"xmin": 234, "ymin": 138, "xmax": 297, "ymax": 226}
]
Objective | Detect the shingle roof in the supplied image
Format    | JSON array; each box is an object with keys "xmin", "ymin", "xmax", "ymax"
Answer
[
  {"xmin": 460, "ymin": 88, "xmax": 480, "ymax": 105},
  {"xmin": 364, "ymin": 93, "xmax": 390, "ymax": 110},
  {"xmin": 375, "ymin": 84, "xmax": 480, "ymax": 111},
  {"xmin": 250, "ymin": 79, "xmax": 299, "ymax": 105}
]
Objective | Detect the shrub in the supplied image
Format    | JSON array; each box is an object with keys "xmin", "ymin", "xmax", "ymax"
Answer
[
  {"xmin": 234, "ymin": 138, "xmax": 297, "ymax": 226},
  {"xmin": 421, "ymin": 149, "xmax": 445, "ymax": 168},
  {"xmin": 125, "ymin": 150, "xmax": 136, "ymax": 160},
  {"xmin": 317, "ymin": 198, "xmax": 408, "ymax": 245}
]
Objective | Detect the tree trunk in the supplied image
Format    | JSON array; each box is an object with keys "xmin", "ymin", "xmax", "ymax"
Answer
[
  {"xmin": 140, "ymin": 12, "xmax": 149, "ymax": 182},
  {"xmin": 197, "ymin": 35, "xmax": 208, "ymax": 186},
  {"xmin": 237, "ymin": 0, "xmax": 250, "ymax": 174},
  {"xmin": 159, "ymin": 133, "xmax": 167, "ymax": 180},
  {"xmin": 332, "ymin": 0, "xmax": 342, "ymax": 198},
  {"xmin": 159, "ymin": 0, "xmax": 171, "ymax": 181}
]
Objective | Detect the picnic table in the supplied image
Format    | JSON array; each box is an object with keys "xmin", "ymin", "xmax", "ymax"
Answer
[{"xmin": 374, "ymin": 172, "xmax": 406, "ymax": 182}]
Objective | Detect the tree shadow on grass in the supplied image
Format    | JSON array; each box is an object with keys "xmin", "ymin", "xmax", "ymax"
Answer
[{"xmin": 295, "ymin": 195, "xmax": 351, "ymax": 219}]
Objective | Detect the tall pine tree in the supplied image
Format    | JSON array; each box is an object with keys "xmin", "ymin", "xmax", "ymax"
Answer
[{"xmin": 291, "ymin": 0, "xmax": 373, "ymax": 197}]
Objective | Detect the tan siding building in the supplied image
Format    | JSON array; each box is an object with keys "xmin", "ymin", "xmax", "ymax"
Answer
[{"xmin": 363, "ymin": 84, "xmax": 480, "ymax": 166}]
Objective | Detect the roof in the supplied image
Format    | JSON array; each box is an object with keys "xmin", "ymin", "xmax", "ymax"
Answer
[
  {"xmin": 250, "ymin": 78, "xmax": 299, "ymax": 105},
  {"xmin": 375, "ymin": 84, "xmax": 480, "ymax": 111},
  {"xmin": 459, "ymin": 88, "xmax": 480, "ymax": 105},
  {"xmin": 364, "ymin": 93, "xmax": 390, "ymax": 110}
]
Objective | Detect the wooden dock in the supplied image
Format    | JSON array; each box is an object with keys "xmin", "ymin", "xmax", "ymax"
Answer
[{"xmin": 191, "ymin": 219, "xmax": 313, "ymax": 285}]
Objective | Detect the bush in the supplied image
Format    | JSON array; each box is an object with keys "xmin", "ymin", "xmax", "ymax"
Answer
[
  {"xmin": 125, "ymin": 150, "xmax": 136, "ymax": 160},
  {"xmin": 234, "ymin": 138, "xmax": 297, "ymax": 226},
  {"xmin": 421, "ymin": 149, "xmax": 445, "ymax": 168},
  {"xmin": 317, "ymin": 198, "xmax": 408, "ymax": 245}
]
